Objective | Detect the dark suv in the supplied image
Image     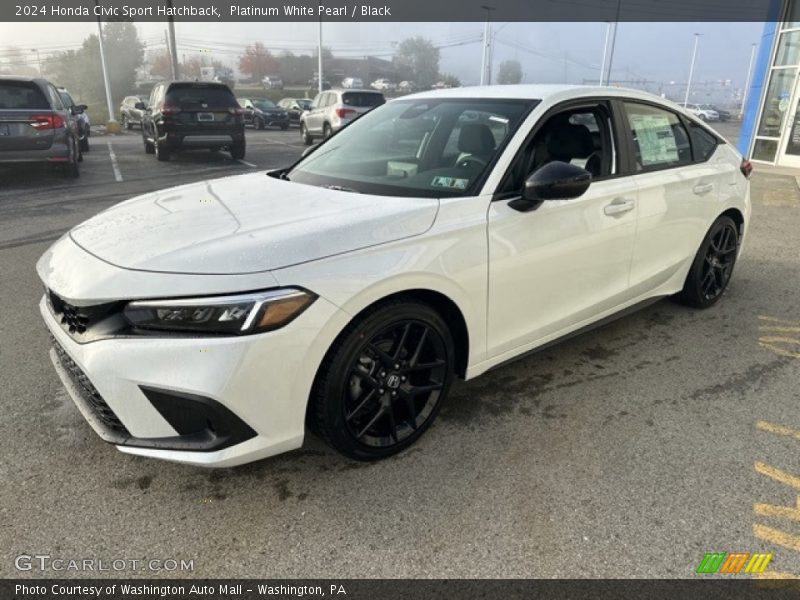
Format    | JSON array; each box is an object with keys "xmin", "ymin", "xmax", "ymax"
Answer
[
  {"xmin": 141, "ymin": 81, "xmax": 245, "ymax": 161},
  {"xmin": 0, "ymin": 76, "xmax": 82, "ymax": 177}
]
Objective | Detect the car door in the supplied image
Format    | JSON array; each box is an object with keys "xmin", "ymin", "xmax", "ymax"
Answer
[
  {"xmin": 306, "ymin": 93, "xmax": 326, "ymax": 134},
  {"xmin": 487, "ymin": 99, "xmax": 640, "ymax": 358},
  {"xmin": 620, "ymin": 100, "xmax": 728, "ymax": 296}
]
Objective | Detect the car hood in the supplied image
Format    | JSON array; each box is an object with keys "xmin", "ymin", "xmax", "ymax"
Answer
[{"xmin": 69, "ymin": 173, "xmax": 439, "ymax": 275}]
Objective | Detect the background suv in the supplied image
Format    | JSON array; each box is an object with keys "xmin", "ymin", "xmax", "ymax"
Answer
[
  {"xmin": 141, "ymin": 81, "xmax": 245, "ymax": 161},
  {"xmin": 342, "ymin": 77, "xmax": 364, "ymax": 89},
  {"xmin": 682, "ymin": 103, "xmax": 719, "ymax": 122},
  {"xmin": 238, "ymin": 97, "xmax": 289, "ymax": 130},
  {"xmin": 57, "ymin": 87, "xmax": 89, "ymax": 153},
  {"xmin": 300, "ymin": 89, "xmax": 385, "ymax": 144},
  {"xmin": 120, "ymin": 95, "xmax": 149, "ymax": 129},
  {"xmin": 0, "ymin": 76, "xmax": 81, "ymax": 178}
]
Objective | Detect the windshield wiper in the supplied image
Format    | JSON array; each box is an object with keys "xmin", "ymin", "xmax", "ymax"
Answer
[{"xmin": 320, "ymin": 184, "xmax": 360, "ymax": 193}]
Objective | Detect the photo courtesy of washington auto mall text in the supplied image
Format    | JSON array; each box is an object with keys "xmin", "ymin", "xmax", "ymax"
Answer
[{"xmin": 2, "ymin": 0, "xmax": 800, "ymax": 598}]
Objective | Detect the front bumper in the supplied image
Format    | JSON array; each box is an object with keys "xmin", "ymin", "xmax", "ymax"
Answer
[{"xmin": 40, "ymin": 292, "xmax": 345, "ymax": 467}]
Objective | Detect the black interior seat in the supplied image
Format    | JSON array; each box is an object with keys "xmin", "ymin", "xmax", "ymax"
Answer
[
  {"xmin": 546, "ymin": 123, "xmax": 602, "ymax": 177},
  {"xmin": 456, "ymin": 123, "xmax": 496, "ymax": 165}
]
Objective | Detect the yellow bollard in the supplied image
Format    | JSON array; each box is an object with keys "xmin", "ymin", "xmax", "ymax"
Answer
[{"xmin": 105, "ymin": 120, "xmax": 121, "ymax": 134}]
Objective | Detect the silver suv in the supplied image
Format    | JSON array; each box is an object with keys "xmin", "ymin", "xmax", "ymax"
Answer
[
  {"xmin": 300, "ymin": 89, "xmax": 385, "ymax": 144},
  {"xmin": 0, "ymin": 76, "xmax": 82, "ymax": 178}
]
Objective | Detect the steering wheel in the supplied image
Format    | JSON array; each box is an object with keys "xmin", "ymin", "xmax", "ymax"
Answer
[{"xmin": 457, "ymin": 155, "xmax": 487, "ymax": 169}]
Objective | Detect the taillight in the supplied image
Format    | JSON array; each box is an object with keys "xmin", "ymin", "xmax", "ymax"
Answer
[
  {"xmin": 161, "ymin": 104, "xmax": 181, "ymax": 116},
  {"xmin": 335, "ymin": 107, "xmax": 355, "ymax": 119},
  {"xmin": 740, "ymin": 159, "xmax": 753, "ymax": 179},
  {"xmin": 29, "ymin": 114, "xmax": 64, "ymax": 130}
]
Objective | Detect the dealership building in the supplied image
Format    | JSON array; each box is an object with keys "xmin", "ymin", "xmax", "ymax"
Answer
[{"xmin": 740, "ymin": 0, "xmax": 800, "ymax": 166}]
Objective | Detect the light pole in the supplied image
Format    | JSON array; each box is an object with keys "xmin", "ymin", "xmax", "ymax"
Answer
[
  {"xmin": 739, "ymin": 42, "xmax": 757, "ymax": 118},
  {"xmin": 167, "ymin": 0, "xmax": 179, "ymax": 79},
  {"xmin": 318, "ymin": 3, "xmax": 324, "ymax": 94},
  {"xmin": 480, "ymin": 5, "xmax": 495, "ymax": 85},
  {"xmin": 599, "ymin": 22, "xmax": 611, "ymax": 85},
  {"xmin": 684, "ymin": 33, "xmax": 701, "ymax": 106},
  {"xmin": 31, "ymin": 49, "xmax": 42, "ymax": 76},
  {"xmin": 94, "ymin": 1, "xmax": 118, "ymax": 131},
  {"xmin": 604, "ymin": 0, "xmax": 622, "ymax": 86}
]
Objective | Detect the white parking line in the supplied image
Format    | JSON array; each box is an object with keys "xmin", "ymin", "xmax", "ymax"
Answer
[
  {"xmin": 236, "ymin": 159, "xmax": 258, "ymax": 168},
  {"xmin": 106, "ymin": 140, "xmax": 123, "ymax": 182}
]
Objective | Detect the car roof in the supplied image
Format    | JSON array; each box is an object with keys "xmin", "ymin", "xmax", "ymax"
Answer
[
  {"xmin": 404, "ymin": 83, "xmax": 684, "ymax": 110},
  {"xmin": 0, "ymin": 75, "xmax": 49, "ymax": 85}
]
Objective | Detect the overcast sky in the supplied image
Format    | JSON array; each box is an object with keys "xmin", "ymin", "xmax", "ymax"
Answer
[{"xmin": 0, "ymin": 21, "xmax": 764, "ymax": 89}]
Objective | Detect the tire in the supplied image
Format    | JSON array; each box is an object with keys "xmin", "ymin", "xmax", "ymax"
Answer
[
  {"xmin": 323, "ymin": 122, "xmax": 332, "ymax": 139},
  {"xmin": 62, "ymin": 138, "xmax": 80, "ymax": 179},
  {"xmin": 230, "ymin": 140, "xmax": 246, "ymax": 160},
  {"xmin": 256, "ymin": 117, "xmax": 265, "ymax": 130},
  {"xmin": 79, "ymin": 136, "xmax": 89, "ymax": 153},
  {"xmin": 301, "ymin": 123, "xmax": 313, "ymax": 145},
  {"xmin": 144, "ymin": 137, "xmax": 155, "ymax": 154},
  {"xmin": 676, "ymin": 215, "xmax": 739, "ymax": 309},
  {"xmin": 123, "ymin": 114, "xmax": 131, "ymax": 130},
  {"xmin": 309, "ymin": 300, "xmax": 455, "ymax": 461},
  {"xmin": 155, "ymin": 138, "xmax": 170, "ymax": 162}
]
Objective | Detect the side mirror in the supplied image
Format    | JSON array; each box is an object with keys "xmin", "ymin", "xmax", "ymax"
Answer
[
  {"xmin": 134, "ymin": 102, "xmax": 146, "ymax": 110},
  {"xmin": 73, "ymin": 104, "xmax": 87, "ymax": 113},
  {"xmin": 510, "ymin": 161, "xmax": 591, "ymax": 212}
]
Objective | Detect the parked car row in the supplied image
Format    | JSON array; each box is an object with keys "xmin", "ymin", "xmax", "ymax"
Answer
[{"xmin": 0, "ymin": 76, "xmax": 87, "ymax": 178}]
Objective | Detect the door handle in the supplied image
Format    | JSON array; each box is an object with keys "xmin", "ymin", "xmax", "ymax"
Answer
[
  {"xmin": 693, "ymin": 182, "xmax": 714, "ymax": 195},
  {"xmin": 603, "ymin": 198, "xmax": 635, "ymax": 216}
]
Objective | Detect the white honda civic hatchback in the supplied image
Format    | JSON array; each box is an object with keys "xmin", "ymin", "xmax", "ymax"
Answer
[{"xmin": 38, "ymin": 85, "xmax": 751, "ymax": 467}]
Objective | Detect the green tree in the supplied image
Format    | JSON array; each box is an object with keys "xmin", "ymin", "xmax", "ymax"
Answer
[
  {"xmin": 45, "ymin": 21, "xmax": 143, "ymax": 107},
  {"xmin": 497, "ymin": 60, "xmax": 523, "ymax": 85},
  {"xmin": 394, "ymin": 37, "xmax": 439, "ymax": 89}
]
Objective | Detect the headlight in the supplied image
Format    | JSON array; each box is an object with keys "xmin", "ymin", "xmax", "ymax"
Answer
[{"xmin": 123, "ymin": 288, "xmax": 316, "ymax": 335}]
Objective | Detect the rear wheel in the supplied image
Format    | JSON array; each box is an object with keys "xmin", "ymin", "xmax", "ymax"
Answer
[
  {"xmin": 323, "ymin": 122, "xmax": 332, "ymax": 139},
  {"xmin": 62, "ymin": 138, "xmax": 80, "ymax": 178},
  {"xmin": 155, "ymin": 137, "xmax": 170, "ymax": 162},
  {"xmin": 143, "ymin": 130, "xmax": 155, "ymax": 154},
  {"xmin": 301, "ymin": 123, "xmax": 313, "ymax": 145},
  {"xmin": 230, "ymin": 140, "xmax": 246, "ymax": 160},
  {"xmin": 122, "ymin": 114, "xmax": 131, "ymax": 130},
  {"xmin": 309, "ymin": 300, "xmax": 455, "ymax": 461},
  {"xmin": 676, "ymin": 215, "xmax": 739, "ymax": 308},
  {"xmin": 79, "ymin": 136, "xmax": 89, "ymax": 153}
]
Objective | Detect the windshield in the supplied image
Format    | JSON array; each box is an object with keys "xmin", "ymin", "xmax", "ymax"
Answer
[
  {"xmin": 253, "ymin": 99, "xmax": 276, "ymax": 110},
  {"xmin": 287, "ymin": 98, "xmax": 536, "ymax": 198},
  {"xmin": 58, "ymin": 91, "xmax": 75, "ymax": 108},
  {"xmin": 166, "ymin": 83, "xmax": 236, "ymax": 108},
  {"xmin": 297, "ymin": 99, "xmax": 312, "ymax": 109}
]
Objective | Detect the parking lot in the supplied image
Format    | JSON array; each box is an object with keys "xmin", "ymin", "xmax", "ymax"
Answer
[{"xmin": 2, "ymin": 121, "xmax": 800, "ymax": 579}]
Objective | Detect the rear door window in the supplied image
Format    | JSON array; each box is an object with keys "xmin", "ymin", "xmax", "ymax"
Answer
[
  {"xmin": 687, "ymin": 122, "xmax": 720, "ymax": 161},
  {"xmin": 623, "ymin": 102, "xmax": 692, "ymax": 171},
  {"xmin": 0, "ymin": 81, "xmax": 50, "ymax": 110},
  {"xmin": 342, "ymin": 92, "xmax": 385, "ymax": 108},
  {"xmin": 166, "ymin": 84, "xmax": 236, "ymax": 108}
]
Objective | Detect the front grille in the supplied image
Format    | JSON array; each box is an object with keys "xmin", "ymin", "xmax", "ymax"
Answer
[
  {"xmin": 46, "ymin": 290, "xmax": 125, "ymax": 341},
  {"xmin": 50, "ymin": 335, "xmax": 130, "ymax": 437}
]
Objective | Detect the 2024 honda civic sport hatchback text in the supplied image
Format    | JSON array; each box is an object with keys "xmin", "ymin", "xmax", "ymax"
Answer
[{"xmin": 37, "ymin": 85, "xmax": 751, "ymax": 467}]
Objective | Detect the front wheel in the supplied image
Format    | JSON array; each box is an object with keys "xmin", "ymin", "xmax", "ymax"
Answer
[
  {"xmin": 301, "ymin": 123, "xmax": 313, "ymax": 145},
  {"xmin": 676, "ymin": 215, "xmax": 739, "ymax": 308},
  {"xmin": 255, "ymin": 117, "xmax": 265, "ymax": 130},
  {"xmin": 309, "ymin": 300, "xmax": 455, "ymax": 461}
]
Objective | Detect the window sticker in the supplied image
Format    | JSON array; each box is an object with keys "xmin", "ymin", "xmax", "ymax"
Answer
[
  {"xmin": 431, "ymin": 176, "xmax": 469, "ymax": 190},
  {"xmin": 630, "ymin": 114, "xmax": 679, "ymax": 166}
]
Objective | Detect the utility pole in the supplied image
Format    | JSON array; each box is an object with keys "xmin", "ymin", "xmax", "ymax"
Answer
[
  {"xmin": 599, "ymin": 22, "xmax": 611, "ymax": 85},
  {"xmin": 480, "ymin": 5, "xmax": 495, "ymax": 85},
  {"xmin": 94, "ymin": 0, "xmax": 118, "ymax": 132},
  {"xmin": 739, "ymin": 42, "xmax": 757, "ymax": 118},
  {"xmin": 166, "ymin": 0, "xmax": 179, "ymax": 79},
  {"xmin": 31, "ymin": 49, "xmax": 42, "ymax": 77},
  {"xmin": 164, "ymin": 30, "xmax": 175, "ymax": 79},
  {"xmin": 684, "ymin": 33, "xmax": 701, "ymax": 106}
]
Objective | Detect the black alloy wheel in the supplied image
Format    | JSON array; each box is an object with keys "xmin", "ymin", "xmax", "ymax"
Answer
[
  {"xmin": 677, "ymin": 215, "xmax": 739, "ymax": 308},
  {"xmin": 310, "ymin": 301, "xmax": 455, "ymax": 460}
]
